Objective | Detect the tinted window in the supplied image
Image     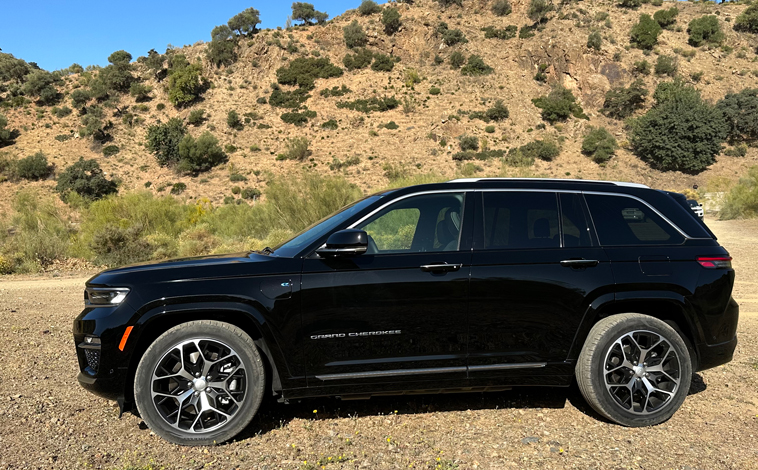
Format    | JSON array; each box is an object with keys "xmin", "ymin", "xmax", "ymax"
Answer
[
  {"xmin": 560, "ymin": 193, "xmax": 593, "ymax": 247},
  {"xmin": 483, "ymin": 192, "xmax": 559, "ymax": 249},
  {"xmin": 357, "ymin": 193, "xmax": 464, "ymax": 254},
  {"xmin": 585, "ymin": 194, "xmax": 684, "ymax": 246}
]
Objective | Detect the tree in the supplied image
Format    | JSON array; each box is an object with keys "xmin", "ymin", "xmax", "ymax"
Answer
[
  {"xmin": 582, "ymin": 127, "xmax": 618, "ymax": 163},
  {"xmin": 716, "ymin": 88, "xmax": 758, "ymax": 144},
  {"xmin": 734, "ymin": 3, "xmax": 758, "ymax": 33},
  {"xmin": 343, "ymin": 20, "xmax": 368, "ymax": 49},
  {"xmin": 630, "ymin": 14, "xmax": 662, "ymax": 50},
  {"xmin": 146, "ymin": 118, "xmax": 187, "ymax": 166},
  {"xmin": 0, "ymin": 113, "xmax": 19, "ymax": 148},
  {"xmin": 21, "ymin": 70, "xmax": 59, "ymax": 105},
  {"xmin": 382, "ymin": 7, "xmax": 401, "ymax": 35},
  {"xmin": 207, "ymin": 25, "xmax": 237, "ymax": 67},
  {"xmin": 176, "ymin": 132, "xmax": 227, "ymax": 174},
  {"xmin": 129, "ymin": 82, "xmax": 153, "ymax": 102},
  {"xmin": 532, "ymin": 86, "xmax": 588, "ymax": 123},
  {"xmin": 601, "ymin": 79, "xmax": 647, "ymax": 119},
  {"xmin": 228, "ymin": 7, "xmax": 261, "ymax": 35},
  {"xmin": 630, "ymin": 80, "xmax": 727, "ymax": 173},
  {"xmin": 168, "ymin": 62, "xmax": 205, "ymax": 107},
  {"xmin": 358, "ymin": 0, "xmax": 381, "ymax": 15},
  {"xmin": 55, "ymin": 158, "xmax": 117, "ymax": 201},
  {"xmin": 291, "ymin": 2, "xmax": 328, "ymax": 25},
  {"xmin": 107, "ymin": 50, "xmax": 132, "ymax": 66},
  {"xmin": 688, "ymin": 15, "xmax": 724, "ymax": 47},
  {"xmin": 0, "ymin": 53, "xmax": 30, "ymax": 83},
  {"xmin": 527, "ymin": 0, "xmax": 554, "ymax": 24}
]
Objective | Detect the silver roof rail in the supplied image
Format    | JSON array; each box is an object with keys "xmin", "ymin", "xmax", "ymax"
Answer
[{"xmin": 446, "ymin": 178, "xmax": 650, "ymax": 189}]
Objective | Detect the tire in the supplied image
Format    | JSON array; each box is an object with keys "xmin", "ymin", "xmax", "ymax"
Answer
[
  {"xmin": 576, "ymin": 313, "xmax": 692, "ymax": 427},
  {"xmin": 134, "ymin": 320, "xmax": 265, "ymax": 445}
]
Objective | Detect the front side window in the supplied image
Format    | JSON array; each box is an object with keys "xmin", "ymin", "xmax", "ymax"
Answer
[
  {"xmin": 483, "ymin": 192, "xmax": 560, "ymax": 249},
  {"xmin": 585, "ymin": 194, "xmax": 684, "ymax": 246},
  {"xmin": 356, "ymin": 193, "xmax": 464, "ymax": 254}
]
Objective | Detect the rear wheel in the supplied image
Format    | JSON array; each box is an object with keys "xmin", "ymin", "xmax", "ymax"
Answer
[
  {"xmin": 134, "ymin": 320, "xmax": 265, "ymax": 445},
  {"xmin": 576, "ymin": 314, "xmax": 692, "ymax": 427}
]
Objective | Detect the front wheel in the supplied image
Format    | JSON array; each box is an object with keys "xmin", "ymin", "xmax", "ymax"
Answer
[
  {"xmin": 134, "ymin": 320, "xmax": 266, "ymax": 445},
  {"xmin": 576, "ymin": 314, "xmax": 692, "ymax": 427}
]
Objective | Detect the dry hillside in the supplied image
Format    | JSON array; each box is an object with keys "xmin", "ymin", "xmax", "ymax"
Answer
[{"xmin": 2, "ymin": 0, "xmax": 758, "ymax": 209}]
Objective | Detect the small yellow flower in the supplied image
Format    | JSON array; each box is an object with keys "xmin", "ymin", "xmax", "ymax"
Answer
[{"xmin": 313, "ymin": 409, "xmax": 318, "ymax": 414}]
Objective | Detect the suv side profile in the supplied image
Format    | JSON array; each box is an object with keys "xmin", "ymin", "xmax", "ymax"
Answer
[{"xmin": 73, "ymin": 179, "xmax": 738, "ymax": 445}]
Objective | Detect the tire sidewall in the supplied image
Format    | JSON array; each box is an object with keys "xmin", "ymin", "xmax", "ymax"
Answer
[
  {"xmin": 134, "ymin": 321, "xmax": 265, "ymax": 445},
  {"xmin": 589, "ymin": 316, "xmax": 692, "ymax": 426}
]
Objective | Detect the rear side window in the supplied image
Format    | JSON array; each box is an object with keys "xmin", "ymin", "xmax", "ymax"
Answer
[
  {"xmin": 483, "ymin": 192, "xmax": 560, "ymax": 249},
  {"xmin": 560, "ymin": 193, "xmax": 593, "ymax": 247},
  {"xmin": 585, "ymin": 194, "xmax": 684, "ymax": 246}
]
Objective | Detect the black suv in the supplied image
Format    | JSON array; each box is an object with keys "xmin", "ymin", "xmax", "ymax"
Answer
[{"xmin": 73, "ymin": 178, "xmax": 738, "ymax": 445}]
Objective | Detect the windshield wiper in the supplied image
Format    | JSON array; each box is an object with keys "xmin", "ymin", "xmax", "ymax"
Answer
[{"xmin": 258, "ymin": 246, "xmax": 275, "ymax": 255}]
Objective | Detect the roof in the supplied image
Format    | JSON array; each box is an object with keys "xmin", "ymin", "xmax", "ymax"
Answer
[{"xmin": 446, "ymin": 178, "xmax": 649, "ymax": 189}]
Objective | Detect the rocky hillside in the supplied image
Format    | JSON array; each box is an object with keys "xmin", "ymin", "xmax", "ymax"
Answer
[{"xmin": 2, "ymin": 0, "xmax": 758, "ymax": 208}]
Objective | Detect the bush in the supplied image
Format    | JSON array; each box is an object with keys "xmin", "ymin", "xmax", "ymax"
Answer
[
  {"xmin": 52, "ymin": 106, "xmax": 72, "ymax": 118},
  {"xmin": 492, "ymin": 0, "xmax": 512, "ymax": 16},
  {"xmin": 630, "ymin": 80, "xmax": 727, "ymax": 173},
  {"xmin": 653, "ymin": 7, "xmax": 678, "ymax": 29},
  {"xmin": 187, "ymin": 109, "xmax": 206, "ymax": 126},
  {"xmin": 429, "ymin": 87, "xmax": 441, "ymax": 95},
  {"xmin": 102, "ymin": 145, "xmax": 120, "ymax": 157},
  {"xmin": 146, "ymin": 118, "xmax": 187, "ymax": 166},
  {"xmin": 382, "ymin": 8, "xmax": 401, "ymax": 35},
  {"xmin": 343, "ymin": 21, "xmax": 368, "ymax": 49},
  {"xmin": 582, "ymin": 127, "xmax": 618, "ymax": 163},
  {"xmin": 276, "ymin": 57, "xmax": 343, "ymax": 90},
  {"xmin": 170, "ymin": 182, "xmax": 187, "ymax": 195},
  {"xmin": 176, "ymin": 132, "xmax": 227, "ymax": 174},
  {"xmin": 228, "ymin": 7, "xmax": 261, "ymax": 35},
  {"xmin": 241, "ymin": 187, "xmax": 262, "ymax": 200},
  {"xmin": 485, "ymin": 125, "xmax": 495, "ymax": 133},
  {"xmin": 227, "ymin": 110, "xmax": 243, "ymax": 130},
  {"xmin": 320, "ymin": 85, "xmax": 351, "ymax": 97},
  {"xmin": 528, "ymin": 0, "xmax": 554, "ymax": 24},
  {"xmin": 735, "ymin": 3, "xmax": 758, "ymax": 33},
  {"xmin": 343, "ymin": 48, "xmax": 374, "ymax": 71},
  {"xmin": 403, "ymin": 68, "xmax": 421, "ymax": 87},
  {"xmin": 336, "ymin": 96, "xmax": 399, "ymax": 113},
  {"xmin": 688, "ymin": 15, "xmax": 724, "ymax": 47},
  {"xmin": 56, "ymin": 157, "xmax": 118, "ymax": 200},
  {"xmin": 449, "ymin": 51, "xmax": 465, "ymax": 69},
  {"xmin": 292, "ymin": 2, "xmax": 328, "ymax": 25},
  {"xmin": 358, "ymin": 0, "xmax": 381, "ymax": 15},
  {"xmin": 587, "ymin": 31, "xmax": 602, "ymax": 50},
  {"xmin": 280, "ymin": 110, "xmax": 317, "ymax": 125},
  {"xmin": 521, "ymin": 139, "xmax": 560, "ymax": 161},
  {"xmin": 716, "ymin": 88, "xmax": 758, "ymax": 144},
  {"xmin": 485, "ymin": 100, "xmax": 509, "ymax": 121},
  {"xmin": 129, "ymin": 82, "xmax": 153, "ymax": 102},
  {"xmin": 321, "ymin": 119, "xmax": 338, "ymax": 130},
  {"xmin": 633, "ymin": 60, "xmax": 651, "ymax": 75},
  {"xmin": 482, "ymin": 25, "xmax": 518, "ymax": 40},
  {"xmin": 22, "ymin": 70, "xmax": 59, "ymax": 105},
  {"xmin": 630, "ymin": 14, "xmax": 662, "ymax": 50},
  {"xmin": 532, "ymin": 86, "xmax": 588, "ymax": 123},
  {"xmin": 461, "ymin": 55, "xmax": 493, "ymax": 76},
  {"xmin": 269, "ymin": 86, "xmax": 311, "ymax": 108},
  {"xmin": 167, "ymin": 62, "xmax": 204, "ymax": 107},
  {"xmin": 654, "ymin": 55, "xmax": 677, "ymax": 76},
  {"xmin": 619, "ymin": 0, "xmax": 641, "ymax": 7},
  {"xmin": 721, "ymin": 167, "xmax": 758, "ymax": 219},
  {"xmin": 16, "ymin": 152, "xmax": 53, "ymax": 180},
  {"xmin": 519, "ymin": 25, "xmax": 536, "ymax": 39},
  {"xmin": 459, "ymin": 135, "xmax": 479, "ymax": 151},
  {"xmin": 0, "ymin": 114, "xmax": 19, "ymax": 148},
  {"xmin": 436, "ymin": 0, "xmax": 463, "ymax": 7},
  {"xmin": 70, "ymin": 89, "xmax": 91, "ymax": 108},
  {"xmin": 601, "ymin": 79, "xmax": 648, "ymax": 120},
  {"xmin": 281, "ymin": 137, "xmax": 312, "ymax": 160},
  {"xmin": 371, "ymin": 53, "xmax": 395, "ymax": 72},
  {"xmin": 437, "ymin": 23, "xmax": 467, "ymax": 46}
]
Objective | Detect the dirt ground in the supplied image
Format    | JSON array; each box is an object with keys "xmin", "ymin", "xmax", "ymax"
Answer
[{"xmin": 0, "ymin": 219, "xmax": 756, "ymax": 470}]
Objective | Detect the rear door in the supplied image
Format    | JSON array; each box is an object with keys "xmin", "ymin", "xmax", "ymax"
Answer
[{"xmin": 467, "ymin": 191, "xmax": 613, "ymax": 380}]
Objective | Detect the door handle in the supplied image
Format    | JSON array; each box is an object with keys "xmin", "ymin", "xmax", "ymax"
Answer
[
  {"xmin": 560, "ymin": 259, "xmax": 599, "ymax": 268},
  {"xmin": 420, "ymin": 263, "xmax": 463, "ymax": 272}
]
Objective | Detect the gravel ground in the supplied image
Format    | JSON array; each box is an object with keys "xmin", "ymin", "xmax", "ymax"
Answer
[{"xmin": 0, "ymin": 219, "xmax": 756, "ymax": 470}]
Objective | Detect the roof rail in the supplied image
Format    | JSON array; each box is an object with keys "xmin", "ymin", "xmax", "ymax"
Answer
[{"xmin": 446, "ymin": 177, "xmax": 650, "ymax": 189}]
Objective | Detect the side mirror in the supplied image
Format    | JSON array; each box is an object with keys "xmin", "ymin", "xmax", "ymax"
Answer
[{"xmin": 317, "ymin": 229, "xmax": 368, "ymax": 257}]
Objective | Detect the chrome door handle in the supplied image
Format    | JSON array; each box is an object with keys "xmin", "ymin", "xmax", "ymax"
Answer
[
  {"xmin": 420, "ymin": 263, "xmax": 463, "ymax": 272},
  {"xmin": 560, "ymin": 259, "xmax": 599, "ymax": 268}
]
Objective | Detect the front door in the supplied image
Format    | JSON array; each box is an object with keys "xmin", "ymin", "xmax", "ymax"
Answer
[{"xmin": 300, "ymin": 192, "xmax": 472, "ymax": 387}]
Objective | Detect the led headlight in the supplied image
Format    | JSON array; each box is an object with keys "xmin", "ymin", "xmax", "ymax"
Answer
[{"xmin": 85, "ymin": 287, "xmax": 130, "ymax": 306}]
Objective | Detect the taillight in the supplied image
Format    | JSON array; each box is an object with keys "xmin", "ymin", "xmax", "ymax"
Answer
[{"xmin": 697, "ymin": 256, "xmax": 732, "ymax": 269}]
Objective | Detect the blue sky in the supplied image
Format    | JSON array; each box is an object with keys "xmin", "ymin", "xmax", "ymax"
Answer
[{"xmin": 0, "ymin": 1, "xmax": 358, "ymax": 71}]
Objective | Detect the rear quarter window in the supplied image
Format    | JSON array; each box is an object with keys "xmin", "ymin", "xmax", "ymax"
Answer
[{"xmin": 585, "ymin": 194, "xmax": 684, "ymax": 246}]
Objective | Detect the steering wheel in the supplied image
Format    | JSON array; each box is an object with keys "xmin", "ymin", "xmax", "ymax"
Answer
[{"xmin": 366, "ymin": 234, "xmax": 379, "ymax": 255}]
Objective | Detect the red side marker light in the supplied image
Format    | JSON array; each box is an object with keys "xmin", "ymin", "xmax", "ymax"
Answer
[
  {"xmin": 696, "ymin": 256, "xmax": 732, "ymax": 269},
  {"xmin": 119, "ymin": 326, "xmax": 134, "ymax": 351}
]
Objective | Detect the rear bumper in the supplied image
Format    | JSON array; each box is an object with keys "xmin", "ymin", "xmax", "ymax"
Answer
[{"xmin": 696, "ymin": 335, "xmax": 738, "ymax": 372}]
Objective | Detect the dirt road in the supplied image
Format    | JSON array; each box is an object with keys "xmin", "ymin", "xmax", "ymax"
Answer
[{"xmin": 1, "ymin": 220, "xmax": 757, "ymax": 470}]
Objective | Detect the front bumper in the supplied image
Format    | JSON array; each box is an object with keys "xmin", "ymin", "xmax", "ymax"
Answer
[{"xmin": 77, "ymin": 371, "xmax": 125, "ymax": 401}]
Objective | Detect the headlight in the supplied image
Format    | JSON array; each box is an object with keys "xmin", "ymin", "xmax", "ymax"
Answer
[{"xmin": 85, "ymin": 287, "xmax": 130, "ymax": 305}]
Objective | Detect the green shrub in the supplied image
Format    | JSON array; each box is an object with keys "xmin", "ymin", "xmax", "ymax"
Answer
[
  {"xmin": 70, "ymin": 89, "xmax": 91, "ymax": 108},
  {"xmin": 227, "ymin": 110, "xmax": 243, "ymax": 130},
  {"xmin": 688, "ymin": 15, "xmax": 724, "ymax": 47},
  {"xmin": 207, "ymin": 25, "xmax": 237, "ymax": 67},
  {"xmin": 381, "ymin": 121, "xmax": 399, "ymax": 130},
  {"xmin": 720, "ymin": 167, "xmax": 758, "ymax": 219},
  {"xmin": 22, "ymin": 70, "xmax": 59, "ymax": 105},
  {"xmin": 228, "ymin": 7, "xmax": 261, "ymax": 35},
  {"xmin": 519, "ymin": 25, "xmax": 536, "ymax": 39},
  {"xmin": 601, "ymin": 79, "xmax": 648, "ymax": 120},
  {"xmin": 437, "ymin": 23, "xmax": 467, "ymax": 46},
  {"xmin": 449, "ymin": 51, "xmax": 465, "ymax": 69},
  {"xmin": 229, "ymin": 173, "xmax": 247, "ymax": 182},
  {"xmin": 453, "ymin": 149, "xmax": 505, "ymax": 161},
  {"xmin": 56, "ymin": 157, "xmax": 118, "ymax": 200},
  {"xmin": 630, "ymin": 14, "xmax": 662, "ymax": 50},
  {"xmin": 633, "ymin": 60, "xmax": 651, "ymax": 75},
  {"xmin": 146, "ymin": 118, "xmax": 187, "ymax": 166},
  {"xmin": 582, "ymin": 127, "xmax": 618, "ymax": 163},
  {"xmin": 102, "ymin": 145, "xmax": 120, "ymax": 157},
  {"xmin": 170, "ymin": 182, "xmax": 187, "ymax": 195},
  {"xmin": 459, "ymin": 135, "xmax": 479, "ymax": 151},
  {"xmin": 269, "ymin": 86, "xmax": 311, "ymax": 108},
  {"xmin": 528, "ymin": 0, "xmax": 554, "ymax": 23},
  {"xmin": 0, "ymin": 114, "xmax": 18, "ymax": 148},
  {"xmin": 167, "ymin": 62, "xmax": 205, "ymax": 107},
  {"xmin": 485, "ymin": 125, "xmax": 495, "ymax": 133},
  {"xmin": 619, "ymin": 0, "xmax": 641, "ymax": 8},
  {"xmin": 280, "ymin": 110, "xmax": 317, "ymax": 125},
  {"xmin": 482, "ymin": 25, "xmax": 518, "ymax": 40},
  {"xmin": 176, "ymin": 131, "xmax": 227, "ymax": 174},
  {"xmin": 485, "ymin": 100, "xmax": 509, "ymax": 121},
  {"xmin": 292, "ymin": 2, "xmax": 329, "ymax": 25},
  {"xmin": 429, "ymin": 87, "xmax": 441, "ymax": 95},
  {"xmin": 461, "ymin": 55, "xmax": 493, "ymax": 76},
  {"xmin": 492, "ymin": 0, "xmax": 512, "ymax": 16},
  {"xmin": 371, "ymin": 53, "xmax": 396, "ymax": 72},
  {"xmin": 320, "ymin": 85, "xmax": 351, "ymax": 98},
  {"xmin": 157, "ymin": 103, "xmax": 166, "ymax": 111},
  {"xmin": 520, "ymin": 139, "xmax": 560, "ymax": 161},
  {"xmin": 653, "ymin": 7, "xmax": 678, "ymax": 29},
  {"xmin": 358, "ymin": 0, "xmax": 381, "ymax": 15},
  {"xmin": 343, "ymin": 48, "xmax": 374, "ymax": 71},
  {"xmin": 276, "ymin": 57, "xmax": 343, "ymax": 90},
  {"xmin": 735, "ymin": 3, "xmax": 758, "ymax": 33},
  {"xmin": 53, "ymin": 106, "xmax": 72, "ymax": 118},
  {"xmin": 187, "ymin": 109, "xmax": 206, "ymax": 126},
  {"xmin": 336, "ymin": 96, "xmax": 399, "ymax": 113},
  {"xmin": 436, "ymin": 0, "xmax": 463, "ymax": 8},
  {"xmin": 343, "ymin": 20, "xmax": 368, "ymax": 49},
  {"xmin": 655, "ymin": 55, "xmax": 678, "ymax": 76},
  {"xmin": 716, "ymin": 88, "xmax": 758, "ymax": 144},
  {"xmin": 321, "ymin": 119, "xmax": 339, "ymax": 130},
  {"xmin": 241, "ymin": 187, "xmax": 262, "ymax": 200},
  {"xmin": 724, "ymin": 144, "xmax": 748, "ymax": 158},
  {"xmin": 630, "ymin": 80, "xmax": 727, "ymax": 173},
  {"xmin": 16, "ymin": 152, "xmax": 53, "ymax": 180},
  {"xmin": 532, "ymin": 86, "xmax": 588, "ymax": 123},
  {"xmin": 129, "ymin": 82, "xmax": 152, "ymax": 102},
  {"xmin": 382, "ymin": 7, "xmax": 401, "ymax": 35},
  {"xmin": 281, "ymin": 137, "xmax": 312, "ymax": 160},
  {"xmin": 587, "ymin": 31, "xmax": 602, "ymax": 50}
]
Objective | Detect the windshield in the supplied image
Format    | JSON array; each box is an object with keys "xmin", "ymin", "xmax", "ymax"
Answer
[{"xmin": 270, "ymin": 195, "xmax": 382, "ymax": 257}]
